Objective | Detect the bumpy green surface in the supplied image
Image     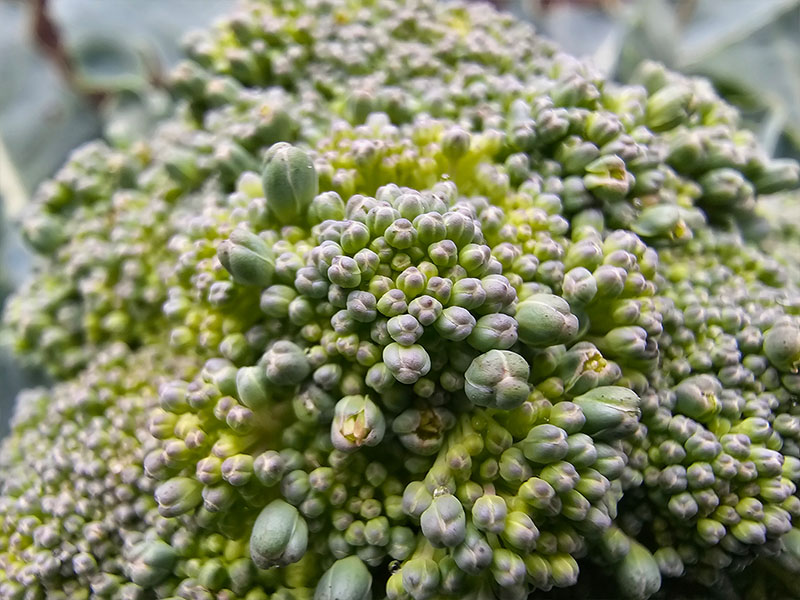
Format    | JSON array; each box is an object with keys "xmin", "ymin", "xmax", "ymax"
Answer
[{"xmin": 2, "ymin": 0, "xmax": 800, "ymax": 598}]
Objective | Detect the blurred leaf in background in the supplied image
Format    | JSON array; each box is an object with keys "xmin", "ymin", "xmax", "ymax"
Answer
[
  {"xmin": 518, "ymin": 0, "xmax": 800, "ymax": 159},
  {"xmin": 0, "ymin": 0, "xmax": 230, "ymax": 436}
]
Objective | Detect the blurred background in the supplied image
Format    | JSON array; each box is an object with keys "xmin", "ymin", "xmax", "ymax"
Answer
[{"xmin": 0, "ymin": 0, "xmax": 798, "ymax": 436}]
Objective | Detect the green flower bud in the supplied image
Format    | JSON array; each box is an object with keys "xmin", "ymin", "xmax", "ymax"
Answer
[
  {"xmin": 263, "ymin": 340, "xmax": 310, "ymax": 385},
  {"xmin": 584, "ymin": 155, "xmax": 631, "ymax": 202},
  {"xmin": 699, "ymin": 168, "xmax": 754, "ymax": 208},
  {"xmin": 453, "ymin": 525, "xmax": 493, "ymax": 574},
  {"xmin": 464, "ymin": 350, "xmax": 530, "ymax": 410},
  {"xmin": 763, "ymin": 324, "xmax": 800, "ymax": 372},
  {"xmin": 731, "ymin": 519, "xmax": 766, "ymax": 545},
  {"xmin": 549, "ymin": 402, "xmax": 586, "ymax": 434},
  {"xmin": 442, "ymin": 126, "xmax": 471, "ymax": 160},
  {"xmin": 632, "ymin": 204, "xmax": 681, "ymax": 239},
  {"xmin": 235, "ymin": 366, "xmax": 271, "ymax": 411},
  {"xmin": 383, "ymin": 343, "xmax": 431, "ymax": 384},
  {"xmin": 402, "ymin": 557, "xmax": 440, "ymax": 600},
  {"xmin": 491, "ymin": 548, "xmax": 526, "ymax": 588},
  {"xmin": 434, "ymin": 306, "xmax": 476, "ymax": 342},
  {"xmin": 615, "ymin": 540, "xmax": 661, "ymax": 600},
  {"xmin": 516, "ymin": 294, "xmax": 579, "ymax": 347},
  {"xmin": 331, "ymin": 395, "xmax": 386, "ymax": 452},
  {"xmin": 328, "ymin": 256, "xmax": 362, "ymax": 288},
  {"xmin": 250, "ymin": 499, "xmax": 308, "ymax": 569},
  {"xmin": 521, "ymin": 424, "xmax": 569, "ymax": 464},
  {"xmin": 402, "ymin": 481, "xmax": 433, "ymax": 518},
  {"xmin": 377, "ymin": 289, "xmax": 408, "ymax": 318},
  {"xmin": 599, "ymin": 526, "xmax": 632, "ymax": 563},
  {"xmin": 499, "ymin": 511, "xmax": 538, "ymax": 553},
  {"xmin": 308, "ymin": 191, "xmax": 346, "ymax": 224},
  {"xmin": 645, "ymin": 84, "xmax": 691, "ymax": 131},
  {"xmin": 262, "ymin": 143, "xmax": 318, "ymax": 224},
  {"xmin": 562, "ymin": 267, "xmax": 598, "ymax": 306},
  {"xmin": 155, "ymin": 477, "xmax": 202, "ymax": 517},
  {"xmin": 420, "ymin": 494, "xmax": 467, "ymax": 548},
  {"xmin": 467, "ymin": 314, "xmax": 518, "ymax": 351},
  {"xmin": 314, "ymin": 556, "xmax": 372, "ymax": 600},
  {"xmin": 254, "ymin": 450, "xmax": 286, "ymax": 487},
  {"xmin": 498, "ymin": 447, "xmax": 532, "ymax": 483},
  {"xmin": 549, "ymin": 553, "xmax": 580, "ymax": 588},
  {"xmin": 387, "ymin": 314, "xmax": 424, "ymax": 346},
  {"xmin": 450, "ymin": 278, "xmax": 486, "ymax": 310},
  {"xmin": 472, "ymin": 494, "xmax": 508, "ymax": 535},
  {"xmin": 385, "ymin": 218, "xmax": 418, "ymax": 250},
  {"xmin": 572, "ymin": 386, "xmax": 640, "ymax": 439},
  {"xmin": 443, "ymin": 211, "xmax": 476, "ymax": 249},
  {"xmin": 653, "ymin": 547, "xmax": 683, "ymax": 578},
  {"xmin": 668, "ymin": 492, "xmax": 698, "ymax": 520},
  {"xmin": 388, "ymin": 526, "xmax": 416, "ymax": 561},
  {"xmin": 393, "ymin": 407, "xmax": 455, "ymax": 456},
  {"xmin": 127, "ymin": 541, "xmax": 177, "ymax": 587},
  {"xmin": 222, "ymin": 454, "xmax": 254, "ymax": 486},
  {"xmin": 218, "ymin": 228, "xmax": 275, "ymax": 287},
  {"xmin": 566, "ymin": 433, "xmax": 599, "ymax": 470},
  {"xmin": 673, "ymin": 375, "xmax": 721, "ymax": 422},
  {"xmin": 540, "ymin": 461, "xmax": 580, "ymax": 495},
  {"xmin": 696, "ymin": 518, "xmax": 726, "ymax": 545},
  {"xmin": 262, "ymin": 285, "xmax": 300, "ymax": 319}
]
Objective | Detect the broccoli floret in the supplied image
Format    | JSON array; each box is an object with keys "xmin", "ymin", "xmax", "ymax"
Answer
[{"xmin": 2, "ymin": 0, "xmax": 800, "ymax": 599}]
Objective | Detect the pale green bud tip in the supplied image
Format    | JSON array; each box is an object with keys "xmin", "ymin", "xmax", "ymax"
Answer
[
  {"xmin": 331, "ymin": 395, "xmax": 386, "ymax": 452},
  {"xmin": 764, "ymin": 324, "xmax": 800, "ymax": 372},
  {"xmin": 573, "ymin": 386, "xmax": 640, "ymax": 440},
  {"xmin": 383, "ymin": 343, "xmax": 431, "ymax": 384},
  {"xmin": 616, "ymin": 540, "xmax": 661, "ymax": 600},
  {"xmin": 262, "ymin": 142, "xmax": 318, "ymax": 224},
  {"xmin": 250, "ymin": 499, "xmax": 309, "ymax": 569},
  {"xmin": 314, "ymin": 556, "xmax": 372, "ymax": 600},
  {"xmin": 154, "ymin": 477, "xmax": 202, "ymax": 517},
  {"xmin": 464, "ymin": 350, "xmax": 530, "ymax": 410},
  {"xmin": 263, "ymin": 340, "xmax": 310, "ymax": 385},
  {"xmin": 401, "ymin": 557, "xmax": 441, "ymax": 600},
  {"xmin": 516, "ymin": 294, "xmax": 579, "ymax": 347},
  {"xmin": 126, "ymin": 540, "xmax": 177, "ymax": 587},
  {"xmin": 522, "ymin": 424, "xmax": 569, "ymax": 464},
  {"xmin": 237, "ymin": 365, "xmax": 271, "ymax": 410},
  {"xmin": 420, "ymin": 494, "xmax": 467, "ymax": 548},
  {"xmin": 218, "ymin": 228, "xmax": 275, "ymax": 287}
]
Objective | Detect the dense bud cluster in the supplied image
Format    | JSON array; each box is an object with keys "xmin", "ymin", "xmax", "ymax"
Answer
[{"xmin": 2, "ymin": 0, "xmax": 800, "ymax": 598}]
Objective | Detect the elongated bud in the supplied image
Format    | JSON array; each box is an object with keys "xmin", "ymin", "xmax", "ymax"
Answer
[
  {"xmin": 250, "ymin": 499, "xmax": 308, "ymax": 568},
  {"xmin": 516, "ymin": 294, "xmax": 579, "ymax": 347},
  {"xmin": 402, "ymin": 557, "xmax": 441, "ymax": 600},
  {"xmin": 155, "ymin": 477, "xmax": 202, "ymax": 517},
  {"xmin": 262, "ymin": 142, "xmax": 318, "ymax": 224},
  {"xmin": 453, "ymin": 525, "xmax": 493, "ymax": 574},
  {"xmin": 314, "ymin": 556, "xmax": 372, "ymax": 600},
  {"xmin": 127, "ymin": 540, "xmax": 177, "ymax": 587},
  {"xmin": 521, "ymin": 424, "xmax": 569, "ymax": 463},
  {"xmin": 236, "ymin": 366, "xmax": 271, "ymax": 410},
  {"xmin": 573, "ymin": 386, "xmax": 640, "ymax": 440},
  {"xmin": 331, "ymin": 395, "xmax": 386, "ymax": 452},
  {"xmin": 472, "ymin": 494, "xmax": 507, "ymax": 534},
  {"xmin": 218, "ymin": 228, "xmax": 275, "ymax": 287},
  {"xmin": 616, "ymin": 540, "xmax": 661, "ymax": 600}
]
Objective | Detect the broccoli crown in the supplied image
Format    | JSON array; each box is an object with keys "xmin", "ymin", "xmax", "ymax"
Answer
[{"xmin": 2, "ymin": 0, "xmax": 800, "ymax": 599}]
